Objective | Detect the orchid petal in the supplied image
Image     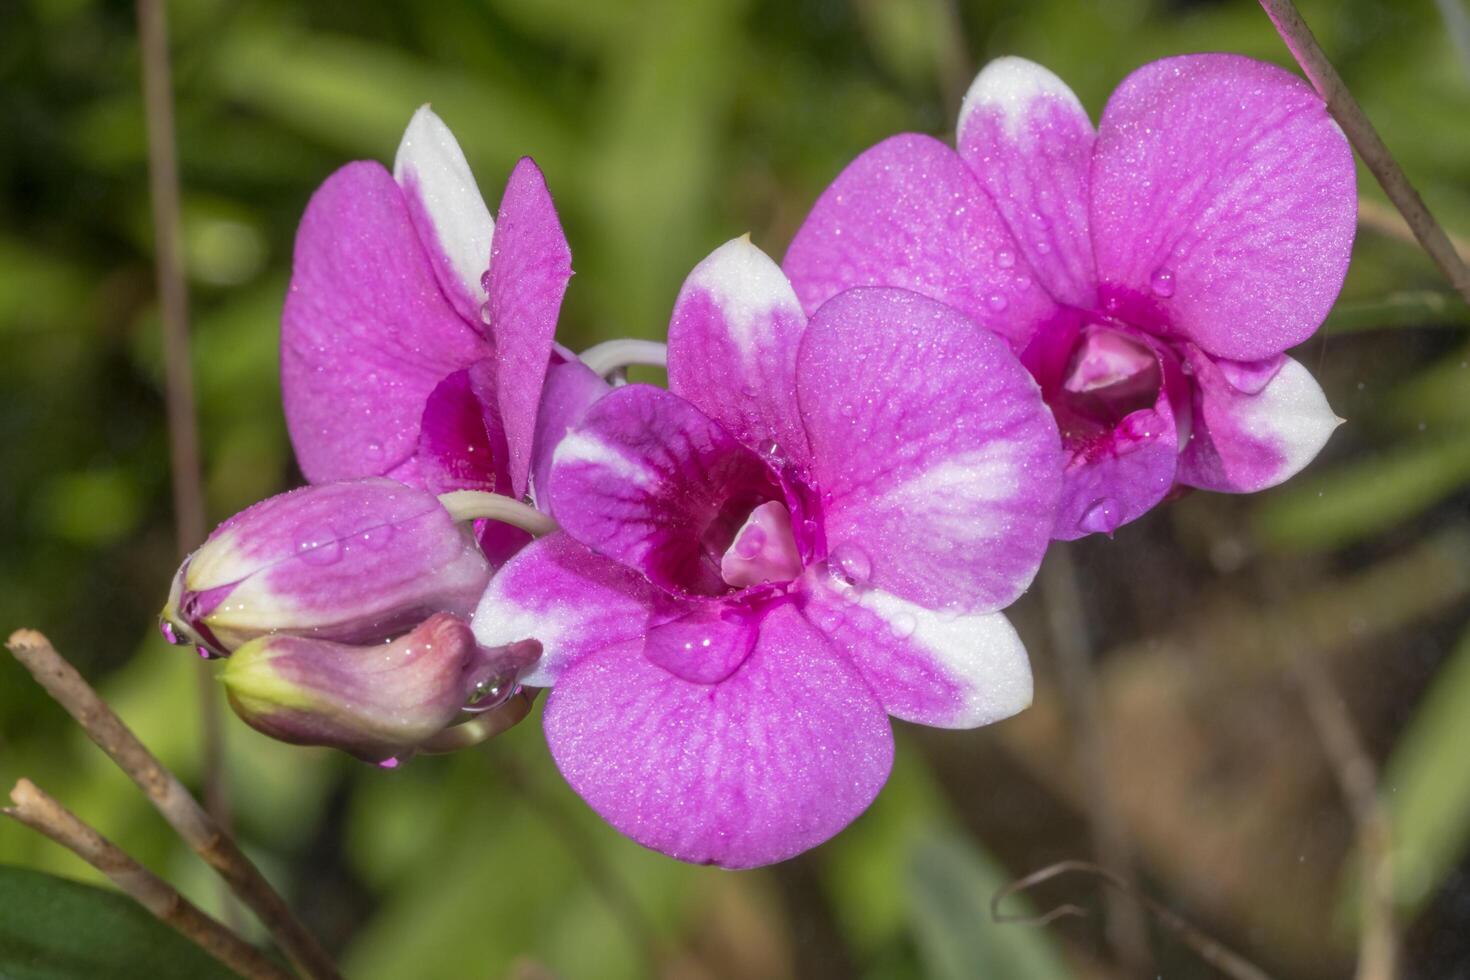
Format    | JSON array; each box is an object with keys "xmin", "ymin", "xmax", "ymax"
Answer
[
  {"xmin": 957, "ymin": 57, "xmax": 1097, "ymax": 308},
  {"xmin": 1091, "ymin": 54, "xmax": 1356, "ymax": 360},
  {"xmin": 530, "ymin": 356, "xmax": 611, "ymax": 513},
  {"xmin": 1177, "ymin": 351, "xmax": 1340, "ymax": 493},
  {"xmin": 782, "ymin": 134, "xmax": 1056, "ymax": 351},
  {"xmin": 471, "ymin": 532, "xmax": 659, "ymax": 688},
  {"xmin": 543, "ymin": 603, "xmax": 892, "ymax": 868},
  {"xmin": 489, "ymin": 157, "xmax": 574, "ymax": 500},
  {"xmin": 549, "ymin": 384, "xmax": 780, "ymax": 596},
  {"xmin": 668, "ymin": 237, "xmax": 812, "ymax": 468},
  {"xmin": 393, "ymin": 105, "xmax": 496, "ymax": 327},
  {"xmin": 414, "ymin": 359, "xmax": 509, "ymax": 496},
  {"xmin": 282, "ymin": 162, "xmax": 488, "ymax": 483},
  {"xmin": 797, "ymin": 288, "xmax": 1061, "ymax": 612},
  {"xmin": 803, "ymin": 577, "xmax": 1031, "ymax": 728}
]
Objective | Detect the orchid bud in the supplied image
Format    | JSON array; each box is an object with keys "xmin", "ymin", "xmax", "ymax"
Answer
[
  {"xmin": 222, "ymin": 613, "xmax": 541, "ymax": 764},
  {"xmin": 160, "ymin": 478, "xmax": 490, "ymax": 658}
]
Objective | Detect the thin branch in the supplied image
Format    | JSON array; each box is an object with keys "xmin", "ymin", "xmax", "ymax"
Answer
[
  {"xmin": 6, "ymin": 629, "xmax": 341, "ymax": 980},
  {"xmin": 992, "ymin": 860, "xmax": 1275, "ymax": 980},
  {"xmin": 1290, "ymin": 659, "xmax": 1399, "ymax": 980},
  {"xmin": 1039, "ymin": 547, "xmax": 1151, "ymax": 973},
  {"xmin": 133, "ymin": 0, "xmax": 230, "ymax": 873},
  {"xmin": 1258, "ymin": 0, "xmax": 1470, "ymax": 306},
  {"xmin": 4, "ymin": 779, "xmax": 292, "ymax": 980}
]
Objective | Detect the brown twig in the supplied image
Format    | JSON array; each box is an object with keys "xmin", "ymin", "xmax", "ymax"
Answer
[
  {"xmin": 134, "ymin": 0, "xmax": 231, "ymax": 876},
  {"xmin": 992, "ymin": 859, "xmax": 1275, "ymax": 980},
  {"xmin": 1290, "ymin": 660, "xmax": 1399, "ymax": 980},
  {"xmin": 1039, "ymin": 547, "xmax": 1152, "ymax": 973},
  {"xmin": 6, "ymin": 629, "xmax": 341, "ymax": 980},
  {"xmin": 1258, "ymin": 0, "xmax": 1470, "ymax": 306},
  {"xmin": 4, "ymin": 779, "xmax": 292, "ymax": 980}
]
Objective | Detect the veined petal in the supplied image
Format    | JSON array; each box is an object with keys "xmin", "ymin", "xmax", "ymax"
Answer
[
  {"xmin": 1091, "ymin": 54, "xmax": 1356, "ymax": 361},
  {"xmin": 393, "ymin": 105, "xmax": 496, "ymax": 326},
  {"xmin": 797, "ymin": 288, "xmax": 1061, "ymax": 613},
  {"xmin": 282, "ymin": 161, "xmax": 488, "ymax": 483},
  {"xmin": 668, "ymin": 237, "xmax": 812, "ymax": 468},
  {"xmin": 543, "ymin": 603, "xmax": 892, "ymax": 868},
  {"xmin": 530, "ymin": 356, "xmax": 611, "ymax": 513},
  {"xmin": 1177, "ymin": 350, "xmax": 1340, "ymax": 493},
  {"xmin": 802, "ymin": 577, "xmax": 1032, "ymax": 728},
  {"xmin": 472, "ymin": 532, "xmax": 659, "ymax": 688},
  {"xmin": 783, "ymin": 134, "xmax": 1057, "ymax": 351},
  {"xmin": 489, "ymin": 157, "xmax": 573, "ymax": 500},
  {"xmin": 549, "ymin": 385, "xmax": 780, "ymax": 596},
  {"xmin": 957, "ymin": 57, "xmax": 1097, "ymax": 308}
]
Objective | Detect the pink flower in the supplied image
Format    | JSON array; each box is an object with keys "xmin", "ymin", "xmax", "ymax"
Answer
[
  {"xmin": 474, "ymin": 238, "xmax": 1062, "ymax": 867},
  {"xmin": 282, "ymin": 106, "xmax": 605, "ymax": 562},
  {"xmin": 784, "ymin": 55, "xmax": 1354, "ymax": 538}
]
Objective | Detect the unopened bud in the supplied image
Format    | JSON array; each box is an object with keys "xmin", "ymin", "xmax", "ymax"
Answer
[
  {"xmin": 160, "ymin": 478, "xmax": 489, "ymax": 657},
  {"xmin": 222, "ymin": 612, "xmax": 540, "ymax": 764}
]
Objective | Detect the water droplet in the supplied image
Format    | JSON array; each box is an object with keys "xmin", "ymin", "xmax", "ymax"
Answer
[
  {"xmin": 295, "ymin": 526, "xmax": 343, "ymax": 566},
  {"xmin": 464, "ymin": 675, "xmax": 518, "ymax": 713},
  {"xmin": 1078, "ymin": 498, "xmax": 1120, "ymax": 535},
  {"xmin": 159, "ymin": 620, "xmax": 181, "ymax": 645},
  {"xmin": 758, "ymin": 439, "xmax": 782, "ymax": 459},
  {"xmin": 377, "ymin": 755, "xmax": 405, "ymax": 770},
  {"xmin": 828, "ymin": 542, "xmax": 872, "ymax": 586},
  {"xmin": 996, "ymin": 249, "xmax": 1015, "ymax": 269},
  {"xmin": 360, "ymin": 524, "xmax": 393, "ymax": 550},
  {"xmin": 889, "ymin": 611, "xmax": 918, "ymax": 639},
  {"xmin": 1149, "ymin": 267, "xmax": 1176, "ymax": 298},
  {"xmin": 986, "ymin": 294, "xmax": 1009, "ymax": 313},
  {"xmin": 196, "ymin": 645, "xmax": 223, "ymax": 661},
  {"xmin": 366, "ymin": 440, "xmax": 384, "ymax": 459}
]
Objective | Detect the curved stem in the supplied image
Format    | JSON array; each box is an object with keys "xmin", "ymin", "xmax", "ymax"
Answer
[
  {"xmin": 437, "ymin": 490, "xmax": 558, "ymax": 537},
  {"xmin": 1258, "ymin": 0, "xmax": 1470, "ymax": 305},
  {"xmin": 579, "ymin": 339, "xmax": 668, "ymax": 377}
]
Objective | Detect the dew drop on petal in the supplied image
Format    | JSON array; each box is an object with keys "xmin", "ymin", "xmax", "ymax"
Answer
[
  {"xmin": 463, "ymin": 675, "xmax": 518, "ymax": 713},
  {"xmin": 735, "ymin": 525, "xmax": 766, "ymax": 559},
  {"xmin": 196, "ymin": 645, "xmax": 223, "ymax": 661},
  {"xmin": 996, "ymin": 249, "xmax": 1015, "ymax": 269},
  {"xmin": 360, "ymin": 524, "xmax": 393, "ymax": 550},
  {"xmin": 1078, "ymin": 498, "xmax": 1120, "ymax": 535},
  {"xmin": 377, "ymin": 755, "xmax": 406, "ymax": 770},
  {"xmin": 159, "ymin": 620, "xmax": 180, "ymax": 645},
  {"xmin": 986, "ymin": 294, "xmax": 1009, "ymax": 313},
  {"xmin": 295, "ymin": 526, "xmax": 343, "ymax": 566},
  {"xmin": 889, "ymin": 611, "xmax": 918, "ymax": 639},
  {"xmin": 1149, "ymin": 267, "xmax": 1176, "ymax": 298},
  {"xmin": 829, "ymin": 542, "xmax": 872, "ymax": 586}
]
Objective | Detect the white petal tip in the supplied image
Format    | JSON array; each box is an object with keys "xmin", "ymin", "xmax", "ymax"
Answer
[{"xmin": 959, "ymin": 55, "xmax": 1086, "ymax": 139}]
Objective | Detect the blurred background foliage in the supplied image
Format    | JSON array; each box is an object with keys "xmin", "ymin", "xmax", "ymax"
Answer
[{"xmin": 1, "ymin": 0, "xmax": 1468, "ymax": 976}]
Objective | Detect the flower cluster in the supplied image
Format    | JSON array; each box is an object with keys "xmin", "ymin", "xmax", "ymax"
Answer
[{"xmin": 161, "ymin": 53, "xmax": 1355, "ymax": 867}]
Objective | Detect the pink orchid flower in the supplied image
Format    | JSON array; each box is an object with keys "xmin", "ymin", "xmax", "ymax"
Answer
[
  {"xmin": 282, "ymin": 105, "xmax": 606, "ymax": 561},
  {"xmin": 784, "ymin": 55, "xmax": 1355, "ymax": 538},
  {"xmin": 474, "ymin": 238, "xmax": 1062, "ymax": 867}
]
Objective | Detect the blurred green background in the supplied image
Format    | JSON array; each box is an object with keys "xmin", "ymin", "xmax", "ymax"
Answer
[{"xmin": 2, "ymin": 0, "xmax": 1469, "ymax": 977}]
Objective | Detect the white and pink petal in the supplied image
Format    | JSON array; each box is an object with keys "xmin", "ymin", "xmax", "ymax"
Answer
[
  {"xmin": 802, "ymin": 577, "xmax": 1032, "ymax": 729},
  {"xmin": 1176, "ymin": 349, "xmax": 1340, "ymax": 493},
  {"xmin": 668, "ymin": 237, "xmax": 812, "ymax": 468},
  {"xmin": 393, "ymin": 105, "xmax": 496, "ymax": 327},
  {"xmin": 471, "ymin": 532, "xmax": 659, "ymax": 688},
  {"xmin": 797, "ymin": 288, "xmax": 1061, "ymax": 613},
  {"xmin": 957, "ymin": 57, "xmax": 1098, "ymax": 308}
]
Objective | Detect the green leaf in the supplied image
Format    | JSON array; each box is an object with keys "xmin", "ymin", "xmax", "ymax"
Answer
[
  {"xmin": 1254, "ymin": 432, "xmax": 1470, "ymax": 551},
  {"xmin": 907, "ymin": 832, "xmax": 1072, "ymax": 980},
  {"xmin": 0, "ymin": 865, "xmax": 239, "ymax": 979},
  {"xmin": 1381, "ymin": 624, "xmax": 1470, "ymax": 914}
]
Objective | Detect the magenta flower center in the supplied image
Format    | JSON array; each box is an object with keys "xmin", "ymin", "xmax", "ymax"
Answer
[
  {"xmin": 719, "ymin": 500, "xmax": 802, "ymax": 589},
  {"xmin": 1057, "ymin": 325, "xmax": 1161, "ymax": 434}
]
